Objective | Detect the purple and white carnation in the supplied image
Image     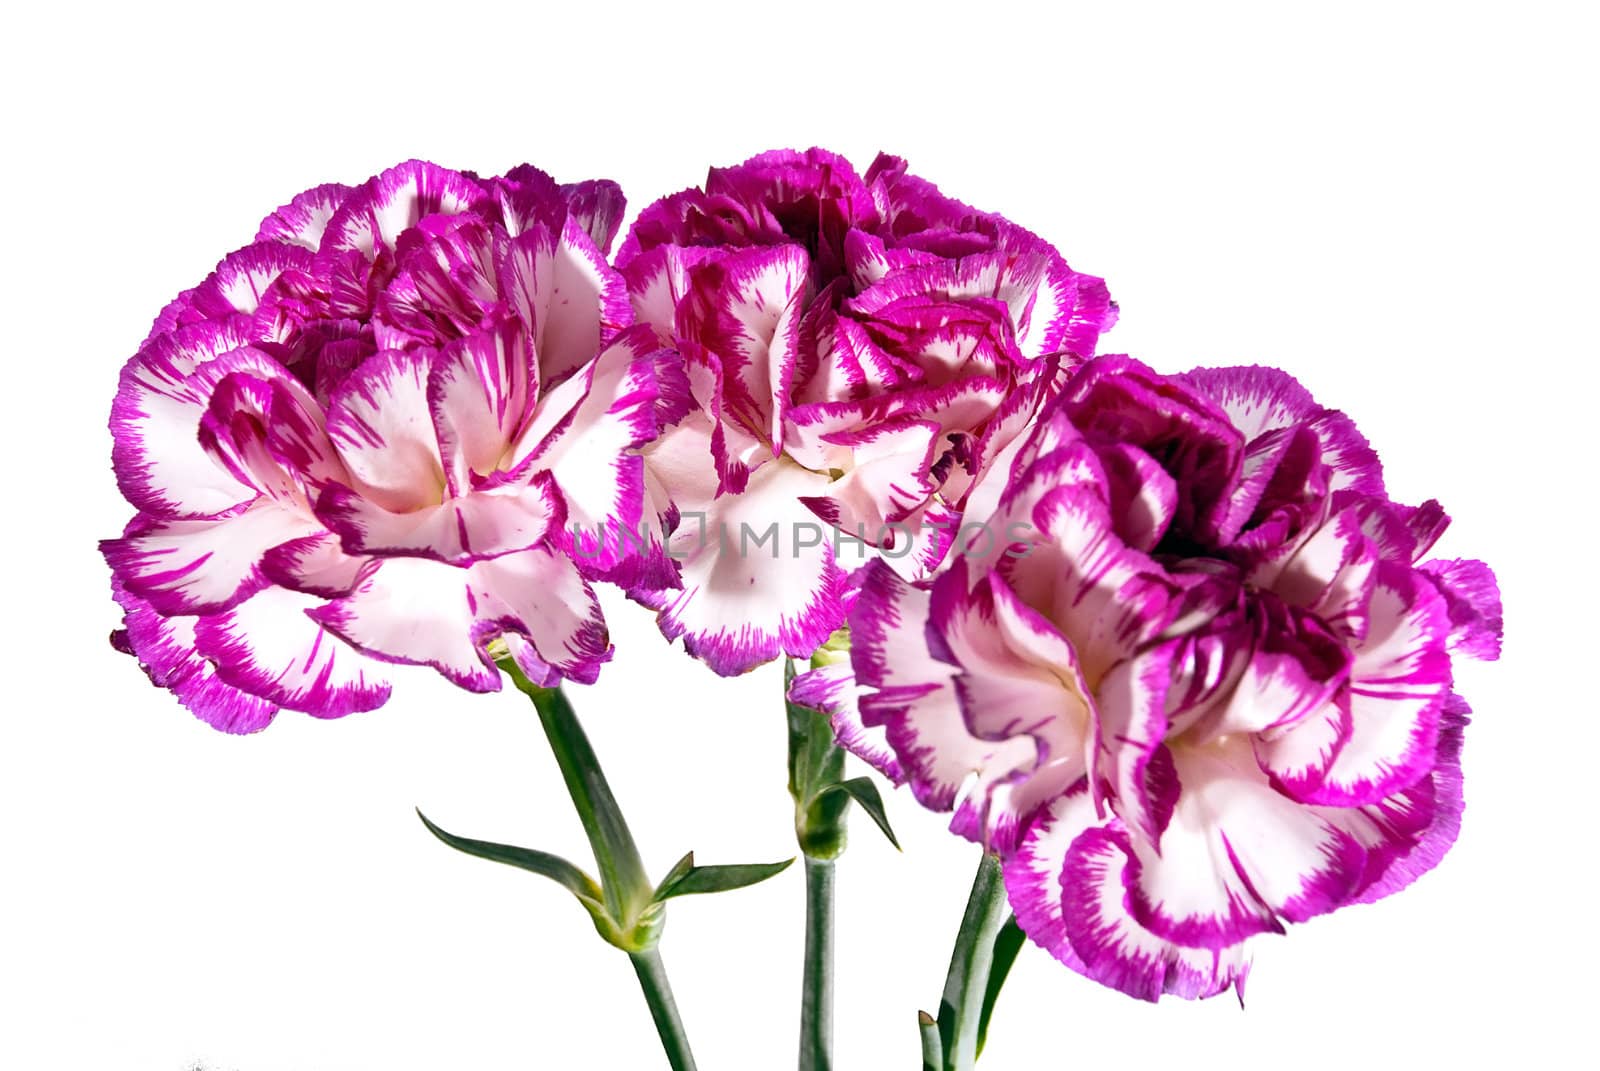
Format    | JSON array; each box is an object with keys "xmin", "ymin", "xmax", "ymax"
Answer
[
  {"xmin": 104, "ymin": 160, "xmax": 664, "ymax": 731},
  {"xmin": 616, "ymin": 149, "xmax": 1116, "ymax": 675},
  {"xmin": 815, "ymin": 355, "xmax": 1501, "ymax": 1000}
]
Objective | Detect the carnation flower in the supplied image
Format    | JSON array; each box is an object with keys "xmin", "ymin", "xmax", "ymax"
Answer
[
  {"xmin": 815, "ymin": 355, "xmax": 1500, "ymax": 999},
  {"xmin": 616, "ymin": 149, "xmax": 1117, "ymax": 675},
  {"xmin": 104, "ymin": 160, "xmax": 664, "ymax": 731}
]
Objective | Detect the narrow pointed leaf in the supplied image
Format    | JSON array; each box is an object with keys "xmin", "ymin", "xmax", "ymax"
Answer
[
  {"xmin": 937, "ymin": 853, "xmax": 1010, "ymax": 1066},
  {"xmin": 825, "ymin": 776, "xmax": 901, "ymax": 850},
  {"xmin": 416, "ymin": 808, "xmax": 602, "ymax": 902},
  {"xmin": 654, "ymin": 857, "xmax": 796, "ymax": 901},
  {"xmin": 977, "ymin": 916, "xmax": 1026, "ymax": 1056},
  {"xmin": 918, "ymin": 1010, "xmax": 943, "ymax": 1071},
  {"xmin": 656, "ymin": 851, "xmax": 697, "ymax": 896}
]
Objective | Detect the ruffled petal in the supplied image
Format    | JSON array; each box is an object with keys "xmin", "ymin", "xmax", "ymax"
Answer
[
  {"xmin": 1127, "ymin": 743, "xmax": 1366, "ymax": 946},
  {"xmin": 467, "ymin": 547, "xmax": 611, "ymax": 684},
  {"xmin": 653, "ymin": 457, "xmax": 845, "ymax": 675},
  {"xmin": 260, "ymin": 532, "xmax": 368, "ymax": 598},
  {"xmin": 850, "ymin": 562, "xmax": 969, "ymax": 810},
  {"xmin": 1344, "ymin": 693, "xmax": 1470, "ymax": 903},
  {"xmin": 196, "ymin": 364, "xmax": 348, "ymax": 505},
  {"xmin": 103, "ymin": 501, "xmax": 321, "ymax": 616},
  {"xmin": 848, "ymin": 246, "xmax": 1078, "ymax": 364},
  {"xmin": 1006, "ymin": 789, "xmax": 1250, "ymax": 1002},
  {"xmin": 1059, "ymin": 356, "xmax": 1244, "ymax": 534},
  {"xmin": 111, "ymin": 320, "xmax": 260, "ymax": 519},
  {"xmin": 1259, "ymin": 506, "xmax": 1380, "ymax": 643},
  {"xmin": 605, "ymin": 412, "xmax": 716, "ymax": 594},
  {"xmin": 310, "ymin": 557, "xmax": 500, "ymax": 692},
  {"xmin": 1253, "ymin": 694, "xmax": 1353, "ymax": 803},
  {"xmin": 800, "ymin": 418, "xmax": 941, "ymax": 539},
  {"xmin": 783, "ymin": 375, "xmax": 1008, "ymax": 475},
  {"xmin": 937, "ymin": 571, "xmax": 1095, "ymax": 851},
  {"xmin": 311, "ymin": 549, "xmax": 609, "ymax": 691},
  {"xmin": 523, "ymin": 326, "xmax": 661, "ymax": 573},
  {"xmin": 1206, "ymin": 424, "xmax": 1324, "ymax": 548},
  {"xmin": 377, "ymin": 214, "xmax": 500, "ymax": 348},
  {"xmin": 321, "ymin": 160, "xmax": 490, "ymax": 260},
  {"xmin": 789, "ymin": 660, "xmax": 903, "ymax": 782},
  {"xmin": 619, "ymin": 244, "xmax": 723, "ymax": 345},
  {"xmin": 497, "ymin": 218, "xmax": 631, "ymax": 387},
  {"xmin": 952, "ymin": 372, "xmax": 1067, "ymax": 547},
  {"xmin": 1011, "ymin": 241, "xmax": 1113, "ymax": 362},
  {"xmin": 1302, "ymin": 564, "xmax": 1452, "ymax": 806},
  {"xmin": 1193, "ymin": 602, "xmax": 1350, "ymax": 742},
  {"xmin": 188, "ymin": 242, "xmax": 316, "ymax": 321},
  {"xmin": 195, "ymin": 586, "xmax": 392, "ymax": 717},
  {"xmin": 1179, "ymin": 365, "xmax": 1319, "ymax": 441},
  {"xmin": 1181, "ymin": 365, "xmax": 1384, "ymax": 497},
  {"xmin": 111, "ymin": 584, "xmax": 278, "ymax": 734},
  {"xmin": 428, "ymin": 318, "xmax": 534, "ymax": 496},
  {"xmin": 256, "ymin": 183, "xmax": 355, "ymax": 250},
  {"xmin": 319, "ymin": 340, "xmax": 564, "ymax": 560},
  {"xmin": 685, "ymin": 243, "xmax": 810, "ymax": 447},
  {"xmin": 1094, "ymin": 644, "xmax": 1181, "ymax": 844},
  {"xmin": 323, "ymin": 349, "xmax": 445, "ymax": 513},
  {"xmin": 1418, "ymin": 558, "xmax": 1502, "ymax": 661},
  {"xmin": 1003, "ymin": 787, "xmax": 1096, "ymax": 978},
  {"xmin": 560, "ymin": 179, "xmax": 627, "ymax": 255},
  {"xmin": 317, "ymin": 472, "xmax": 562, "ymax": 564},
  {"xmin": 1093, "ymin": 442, "xmax": 1179, "ymax": 552},
  {"xmin": 486, "ymin": 163, "xmax": 566, "ymax": 238},
  {"xmin": 1001, "ymin": 482, "xmax": 1174, "ymax": 683}
]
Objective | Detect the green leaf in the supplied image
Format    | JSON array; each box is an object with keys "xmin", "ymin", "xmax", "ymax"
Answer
[
  {"xmin": 936, "ymin": 853, "xmax": 1010, "ymax": 1066},
  {"xmin": 824, "ymin": 776, "xmax": 901, "ymax": 850},
  {"xmin": 654, "ymin": 856, "xmax": 796, "ymax": 901},
  {"xmin": 415, "ymin": 808, "xmax": 603, "ymax": 903},
  {"xmin": 655, "ymin": 850, "xmax": 697, "ymax": 896},
  {"xmin": 976, "ymin": 915, "xmax": 1026, "ymax": 1056},
  {"xmin": 918, "ymin": 1009, "xmax": 944, "ymax": 1071}
]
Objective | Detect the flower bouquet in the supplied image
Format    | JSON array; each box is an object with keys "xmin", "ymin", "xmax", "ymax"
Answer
[{"xmin": 102, "ymin": 150, "xmax": 1501, "ymax": 1070}]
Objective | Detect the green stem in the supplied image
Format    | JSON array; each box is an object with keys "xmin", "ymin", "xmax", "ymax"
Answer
[
  {"xmin": 936, "ymin": 853, "xmax": 1010, "ymax": 1071},
  {"xmin": 522, "ymin": 682, "xmax": 652, "ymax": 925},
  {"xmin": 787, "ymin": 657, "xmax": 849, "ymax": 1070},
  {"xmin": 629, "ymin": 948, "xmax": 698, "ymax": 1071},
  {"xmin": 799, "ymin": 857, "xmax": 835, "ymax": 1071},
  {"xmin": 501, "ymin": 666, "xmax": 694, "ymax": 1069}
]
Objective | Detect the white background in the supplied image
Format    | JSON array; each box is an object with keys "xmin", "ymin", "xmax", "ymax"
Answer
[{"xmin": 1, "ymin": 2, "xmax": 1592, "ymax": 1068}]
